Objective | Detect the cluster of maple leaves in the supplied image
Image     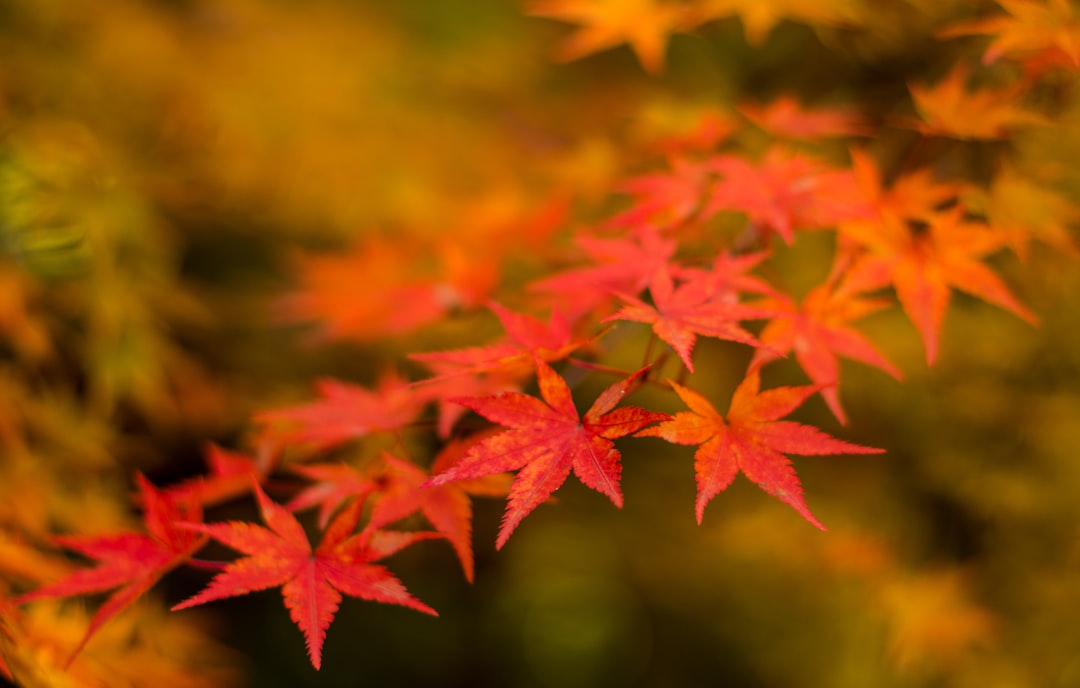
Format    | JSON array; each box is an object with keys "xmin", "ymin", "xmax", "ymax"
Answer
[{"xmin": 5, "ymin": 0, "xmax": 1078, "ymax": 676}]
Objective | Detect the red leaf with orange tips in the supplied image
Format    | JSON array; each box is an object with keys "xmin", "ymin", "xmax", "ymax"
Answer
[
  {"xmin": 637, "ymin": 370, "xmax": 883, "ymax": 527},
  {"xmin": 172, "ymin": 484, "xmax": 437, "ymax": 671},
  {"xmin": 427, "ymin": 360, "xmax": 668, "ymax": 549},
  {"xmin": 14, "ymin": 474, "xmax": 206, "ymax": 663}
]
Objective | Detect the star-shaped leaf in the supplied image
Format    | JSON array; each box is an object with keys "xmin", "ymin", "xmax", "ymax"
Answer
[
  {"xmin": 750, "ymin": 284, "xmax": 902, "ymax": 424},
  {"xmin": 254, "ymin": 371, "xmax": 426, "ymax": 449},
  {"xmin": 409, "ymin": 303, "xmax": 585, "ymax": 378},
  {"xmin": 172, "ymin": 484, "xmax": 437, "ymax": 670},
  {"xmin": 940, "ymin": 0, "xmax": 1080, "ymax": 69},
  {"xmin": 839, "ymin": 208, "xmax": 1037, "ymax": 364},
  {"xmin": 528, "ymin": 0, "xmax": 697, "ymax": 73},
  {"xmin": 904, "ymin": 64, "xmax": 1046, "ymax": 140},
  {"xmin": 605, "ymin": 265, "xmax": 769, "ymax": 372},
  {"xmin": 427, "ymin": 360, "xmax": 668, "ymax": 548},
  {"xmin": 14, "ymin": 474, "xmax": 206, "ymax": 663},
  {"xmin": 637, "ymin": 370, "xmax": 883, "ymax": 526}
]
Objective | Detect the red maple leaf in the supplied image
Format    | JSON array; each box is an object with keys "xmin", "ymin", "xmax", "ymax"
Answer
[
  {"xmin": 370, "ymin": 449, "xmax": 510, "ymax": 582},
  {"xmin": 707, "ymin": 147, "xmax": 872, "ymax": 244},
  {"xmin": 409, "ymin": 303, "xmax": 585, "ymax": 378},
  {"xmin": 288, "ymin": 444, "xmax": 511, "ymax": 582},
  {"xmin": 605, "ymin": 265, "xmax": 769, "ymax": 372},
  {"xmin": 528, "ymin": 225, "xmax": 677, "ymax": 319},
  {"xmin": 607, "ymin": 156, "xmax": 720, "ymax": 230},
  {"xmin": 172, "ymin": 484, "xmax": 437, "ymax": 671},
  {"xmin": 286, "ymin": 463, "xmax": 376, "ymax": 530},
  {"xmin": 165, "ymin": 441, "xmax": 274, "ymax": 508},
  {"xmin": 750, "ymin": 283, "xmax": 902, "ymax": 424},
  {"xmin": 254, "ymin": 370, "xmax": 426, "ymax": 449},
  {"xmin": 426, "ymin": 360, "xmax": 668, "ymax": 549},
  {"xmin": 14, "ymin": 474, "xmax": 206, "ymax": 662},
  {"xmin": 416, "ymin": 362, "xmax": 524, "ymax": 438},
  {"xmin": 637, "ymin": 369, "xmax": 883, "ymax": 527}
]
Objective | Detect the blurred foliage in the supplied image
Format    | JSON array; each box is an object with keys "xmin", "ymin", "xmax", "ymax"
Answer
[{"xmin": 0, "ymin": 0, "xmax": 1078, "ymax": 686}]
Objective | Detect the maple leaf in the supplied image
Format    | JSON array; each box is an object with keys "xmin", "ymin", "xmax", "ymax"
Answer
[
  {"xmin": 939, "ymin": 0, "xmax": 1080, "ymax": 70},
  {"xmin": 738, "ymin": 95, "xmax": 870, "ymax": 140},
  {"xmin": 416, "ymin": 363, "xmax": 524, "ymax": 438},
  {"xmin": 707, "ymin": 147, "xmax": 872, "ymax": 244},
  {"xmin": 838, "ymin": 208, "xmax": 1037, "ymax": 364},
  {"xmin": 286, "ymin": 463, "xmax": 376, "ymax": 530},
  {"xmin": 254, "ymin": 370, "xmax": 425, "ymax": 449},
  {"xmin": 288, "ymin": 446, "xmax": 511, "ymax": 582},
  {"xmin": 172, "ymin": 484, "xmax": 437, "ymax": 671},
  {"xmin": 527, "ymin": 0, "xmax": 696, "ymax": 74},
  {"xmin": 605, "ymin": 265, "xmax": 769, "ymax": 372},
  {"xmin": 849, "ymin": 148, "xmax": 962, "ymax": 225},
  {"xmin": 276, "ymin": 240, "xmax": 450, "ymax": 343},
  {"xmin": 637, "ymin": 370, "xmax": 883, "ymax": 526},
  {"xmin": 671, "ymin": 250, "xmax": 779, "ymax": 302},
  {"xmin": 410, "ymin": 302, "xmax": 588, "ymax": 379},
  {"xmin": 14, "ymin": 474, "xmax": 206, "ymax": 662},
  {"xmin": 529, "ymin": 225, "xmax": 677, "ymax": 319},
  {"xmin": 694, "ymin": 0, "xmax": 864, "ymax": 46},
  {"xmin": 750, "ymin": 284, "xmax": 902, "ymax": 424},
  {"xmin": 427, "ymin": 360, "xmax": 668, "ymax": 549},
  {"xmin": 164, "ymin": 442, "xmax": 273, "ymax": 508},
  {"xmin": 370, "ymin": 449, "xmax": 511, "ymax": 582},
  {"xmin": 607, "ymin": 156, "xmax": 719, "ymax": 230},
  {"xmin": 904, "ymin": 64, "xmax": 1046, "ymax": 140}
]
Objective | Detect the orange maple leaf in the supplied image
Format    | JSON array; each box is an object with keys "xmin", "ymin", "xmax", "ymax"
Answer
[
  {"xmin": 14, "ymin": 474, "xmax": 206, "ymax": 663},
  {"xmin": 904, "ymin": 64, "xmax": 1046, "ymax": 140},
  {"xmin": 940, "ymin": 0, "xmax": 1080, "ymax": 70},
  {"xmin": 427, "ymin": 360, "xmax": 668, "ymax": 548},
  {"xmin": 838, "ymin": 208, "xmax": 1037, "ymax": 364},
  {"xmin": 637, "ymin": 370, "xmax": 883, "ymax": 526},
  {"xmin": 173, "ymin": 484, "xmax": 437, "ymax": 670},
  {"xmin": 527, "ymin": 0, "xmax": 697, "ymax": 73}
]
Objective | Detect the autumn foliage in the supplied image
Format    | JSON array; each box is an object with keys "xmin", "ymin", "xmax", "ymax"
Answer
[{"xmin": 1, "ymin": 0, "xmax": 1079, "ymax": 685}]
